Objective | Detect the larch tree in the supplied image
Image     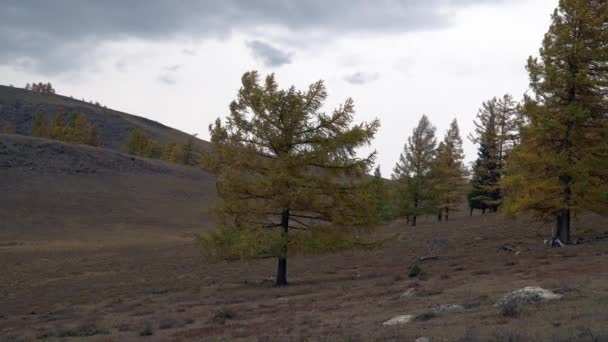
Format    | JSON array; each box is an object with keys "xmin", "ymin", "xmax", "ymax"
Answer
[
  {"xmin": 182, "ymin": 134, "xmax": 198, "ymax": 165},
  {"xmin": 502, "ymin": 0, "xmax": 608, "ymax": 245},
  {"xmin": 2, "ymin": 122, "xmax": 15, "ymax": 134},
  {"xmin": 392, "ymin": 115, "xmax": 437, "ymax": 226},
  {"xmin": 164, "ymin": 142, "xmax": 185, "ymax": 164},
  {"xmin": 125, "ymin": 128, "xmax": 162, "ymax": 158},
  {"xmin": 370, "ymin": 166, "xmax": 391, "ymax": 223},
  {"xmin": 201, "ymin": 71, "xmax": 379, "ymax": 286},
  {"xmin": 49, "ymin": 110, "xmax": 66, "ymax": 140},
  {"xmin": 431, "ymin": 119, "xmax": 466, "ymax": 221},
  {"xmin": 31, "ymin": 113, "xmax": 49, "ymax": 138}
]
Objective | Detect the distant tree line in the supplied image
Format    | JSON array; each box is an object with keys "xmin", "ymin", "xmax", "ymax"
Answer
[
  {"xmin": 31, "ymin": 111, "xmax": 101, "ymax": 147},
  {"xmin": 124, "ymin": 128, "xmax": 198, "ymax": 166},
  {"xmin": 25, "ymin": 82, "xmax": 55, "ymax": 94}
]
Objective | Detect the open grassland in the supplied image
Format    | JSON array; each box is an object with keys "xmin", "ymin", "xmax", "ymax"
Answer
[{"xmin": 2, "ymin": 211, "xmax": 607, "ymax": 341}]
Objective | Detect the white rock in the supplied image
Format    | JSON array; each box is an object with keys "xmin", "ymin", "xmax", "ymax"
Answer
[
  {"xmin": 415, "ymin": 337, "xmax": 431, "ymax": 342},
  {"xmin": 495, "ymin": 286, "xmax": 563, "ymax": 307},
  {"xmin": 382, "ymin": 314, "xmax": 414, "ymax": 326},
  {"xmin": 400, "ymin": 288, "xmax": 416, "ymax": 299},
  {"xmin": 431, "ymin": 304, "xmax": 465, "ymax": 314}
]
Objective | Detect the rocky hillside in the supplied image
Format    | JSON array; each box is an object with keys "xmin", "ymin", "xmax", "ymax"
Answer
[{"xmin": 0, "ymin": 85, "xmax": 210, "ymax": 152}]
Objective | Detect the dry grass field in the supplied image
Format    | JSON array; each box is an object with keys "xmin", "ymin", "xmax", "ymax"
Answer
[
  {"xmin": 1, "ymin": 136, "xmax": 607, "ymax": 341},
  {"xmin": 2, "ymin": 205, "xmax": 608, "ymax": 341}
]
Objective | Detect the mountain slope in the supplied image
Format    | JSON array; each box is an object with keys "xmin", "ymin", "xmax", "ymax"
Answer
[
  {"xmin": 0, "ymin": 134, "xmax": 217, "ymax": 242},
  {"xmin": 0, "ymin": 85, "xmax": 210, "ymax": 152}
]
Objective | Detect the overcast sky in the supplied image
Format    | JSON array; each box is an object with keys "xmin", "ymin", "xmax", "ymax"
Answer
[{"xmin": 1, "ymin": 0, "xmax": 556, "ymax": 175}]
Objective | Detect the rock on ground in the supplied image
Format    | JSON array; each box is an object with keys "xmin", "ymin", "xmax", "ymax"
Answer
[
  {"xmin": 431, "ymin": 304, "xmax": 465, "ymax": 314},
  {"xmin": 382, "ymin": 315, "xmax": 414, "ymax": 326},
  {"xmin": 400, "ymin": 288, "xmax": 416, "ymax": 300},
  {"xmin": 495, "ymin": 286, "xmax": 563, "ymax": 307}
]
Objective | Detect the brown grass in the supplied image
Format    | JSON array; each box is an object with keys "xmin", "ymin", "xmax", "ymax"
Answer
[{"xmin": 1, "ymin": 208, "xmax": 608, "ymax": 340}]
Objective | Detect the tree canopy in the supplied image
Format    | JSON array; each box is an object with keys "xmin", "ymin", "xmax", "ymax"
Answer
[
  {"xmin": 502, "ymin": 0, "xmax": 608, "ymax": 244},
  {"xmin": 201, "ymin": 71, "xmax": 380, "ymax": 285}
]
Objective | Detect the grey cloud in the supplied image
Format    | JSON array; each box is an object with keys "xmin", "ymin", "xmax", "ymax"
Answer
[
  {"xmin": 246, "ymin": 41, "xmax": 293, "ymax": 67},
  {"xmin": 115, "ymin": 60, "xmax": 128, "ymax": 72},
  {"xmin": 344, "ymin": 72, "xmax": 380, "ymax": 85},
  {"xmin": 182, "ymin": 48, "xmax": 197, "ymax": 56},
  {"xmin": 164, "ymin": 64, "xmax": 183, "ymax": 72},
  {"xmin": 0, "ymin": 0, "xmax": 508, "ymax": 73},
  {"xmin": 158, "ymin": 74, "xmax": 177, "ymax": 85}
]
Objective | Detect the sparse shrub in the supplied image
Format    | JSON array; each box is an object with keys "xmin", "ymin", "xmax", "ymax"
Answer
[
  {"xmin": 158, "ymin": 318, "xmax": 178, "ymax": 330},
  {"xmin": 213, "ymin": 308, "xmax": 235, "ymax": 324},
  {"xmin": 408, "ymin": 264, "xmax": 422, "ymax": 278},
  {"xmin": 139, "ymin": 322, "xmax": 154, "ymax": 336}
]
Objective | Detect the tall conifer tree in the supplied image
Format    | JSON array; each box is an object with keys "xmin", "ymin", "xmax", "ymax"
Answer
[
  {"xmin": 392, "ymin": 115, "xmax": 437, "ymax": 226},
  {"xmin": 201, "ymin": 71, "xmax": 379, "ymax": 286},
  {"xmin": 502, "ymin": 0, "xmax": 608, "ymax": 244},
  {"xmin": 431, "ymin": 119, "xmax": 466, "ymax": 221}
]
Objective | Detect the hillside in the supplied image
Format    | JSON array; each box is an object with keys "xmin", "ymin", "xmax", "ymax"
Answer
[
  {"xmin": 0, "ymin": 85, "xmax": 210, "ymax": 152},
  {"xmin": 0, "ymin": 134, "xmax": 217, "ymax": 242}
]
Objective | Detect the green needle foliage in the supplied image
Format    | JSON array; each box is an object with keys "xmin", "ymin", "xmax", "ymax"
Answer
[
  {"xmin": 201, "ymin": 71, "xmax": 380, "ymax": 286},
  {"xmin": 392, "ymin": 115, "xmax": 437, "ymax": 226},
  {"xmin": 502, "ymin": 0, "xmax": 608, "ymax": 243}
]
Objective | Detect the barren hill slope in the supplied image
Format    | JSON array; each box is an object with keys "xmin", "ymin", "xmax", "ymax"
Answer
[
  {"xmin": 0, "ymin": 134, "xmax": 217, "ymax": 242},
  {"xmin": 0, "ymin": 85, "xmax": 210, "ymax": 152}
]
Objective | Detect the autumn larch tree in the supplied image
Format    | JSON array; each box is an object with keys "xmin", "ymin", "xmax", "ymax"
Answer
[
  {"xmin": 502, "ymin": 0, "xmax": 608, "ymax": 245},
  {"xmin": 182, "ymin": 134, "xmax": 198, "ymax": 165},
  {"xmin": 163, "ymin": 142, "xmax": 185, "ymax": 163},
  {"xmin": 124, "ymin": 128, "xmax": 162, "ymax": 158},
  {"xmin": 31, "ymin": 112, "xmax": 49, "ymax": 138},
  {"xmin": 49, "ymin": 110, "xmax": 67, "ymax": 140},
  {"xmin": 431, "ymin": 119, "xmax": 466, "ymax": 221},
  {"xmin": 2, "ymin": 122, "xmax": 15, "ymax": 134},
  {"xmin": 201, "ymin": 71, "xmax": 379, "ymax": 286},
  {"xmin": 370, "ymin": 166, "xmax": 392, "ymax": 223},
  {"xmin": 392, "ymin": 115, "xmax": 437, "ymax": 226}
]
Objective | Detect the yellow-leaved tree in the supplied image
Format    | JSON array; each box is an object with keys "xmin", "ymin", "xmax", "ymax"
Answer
[
  {"xmin": 201, "ymin": 71, "xmax": 380, "ymax": 286},
  {"xmin": 502, "ymin": 0, "xmax": 608, "ymax": 245}
]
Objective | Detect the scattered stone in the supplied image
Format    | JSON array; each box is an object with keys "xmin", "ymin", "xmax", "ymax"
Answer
[
  {"xmin": 495, "ymin": 286, "xmax": 563, "ymax": 308},
  {"xmin": 382, "ymin": 314, "xmax": 414, "ymax": 326},
  {"xmin": 419, "ymin": 256, "xmax": 438, "ymax": 262},
  {"xmin": 431, "ymin": 304, "xmax": 465, "ymax": 314},
  {"xmin": 400, "ymin": 288, "xmax": 416, "ymax": 300},
  {"xmin": 497, "ymin": 244, "xmax": 515, "ymax": 252},
  {"xmin": 415, "ymin": 337, "xmax": 431, "ymax": 342}
]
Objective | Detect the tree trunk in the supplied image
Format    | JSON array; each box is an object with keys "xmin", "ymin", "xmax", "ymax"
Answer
[
  {"xmin": 437, "ymin": 210, "xmax": 442, "ymax": 222},
  {"xmin": 412, "ymin": 215, "xmax": 417, "ymax": 227},
  {"xmin": 482, "ymin": 208, "xmax": 486, "ymax": 214},
  {"xmin": 275, "ymin": 209, "xmax": 289, "ymax": 286},
  {"xmin": 445, "ymin": 207, "xmax": 449, "ymax": 221},
  {"xmin": 551, "ymin": 210, "xmax": 570, "ymax": 246},
  {"xmin": 469, "ymin": 207, "xmax": 473, "ymax": 216}
]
